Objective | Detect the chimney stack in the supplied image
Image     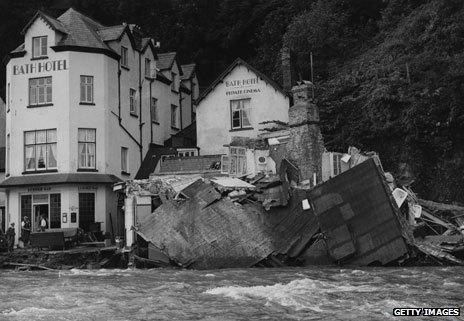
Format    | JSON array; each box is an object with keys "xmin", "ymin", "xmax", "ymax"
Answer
[
  {"xmin": 281, "ymin": 47, "xmax": 292, "ymax": 93},
  {"xmin": 285, "ymin": 83, "xmax": 324, "ymax": 185}
]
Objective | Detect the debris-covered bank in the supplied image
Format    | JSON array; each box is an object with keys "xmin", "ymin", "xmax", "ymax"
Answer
[{"xmin": 118, "ymin": 82, "xmax": 464, "ymax": 269}]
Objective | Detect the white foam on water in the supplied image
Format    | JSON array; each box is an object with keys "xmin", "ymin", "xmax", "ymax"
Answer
[
  {"xmin": 66, "ymin": 268, "xmax": 133, "ymax": 277},
  {"xmin": 2, "ymin": 306, "xmax": 58, "ymax": 317},
  {"xmin": 204, "ymin": 273, "xmax": 216, "ymax": 277},
  {"xmin": 205, "ymin": 278, "xmax": 381, "ymax": 311}
]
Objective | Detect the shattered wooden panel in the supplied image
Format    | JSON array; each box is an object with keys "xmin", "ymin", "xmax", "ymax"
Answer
[{"xmin": 309, "ymin": 158, "xmax": 408, "ymax": 265}]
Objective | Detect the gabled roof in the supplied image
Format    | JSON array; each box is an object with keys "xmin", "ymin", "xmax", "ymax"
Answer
[
  {"xmin": 196, "ymin": 58, "xmax": 289, "ymax": 105},
  {"xmin": 56, "ymin": 8, "xmax": 110, "ymax": 50},
  {"xmin": 21, "ymin": 10, "xmax": 68, "ymax": 35},
  {"xmin": 157, "ymin": 52, "xmax": 176, "ymax": 70},
  {"xmin": 157, "ymin": 52, "xmax": 183, "ymax": 75},
  {"xmin": 135, "ymin": 144, "xmax": 177, "ymax": 179},
  {"xmin": 97, "ymin": 25, "xmax": 126, "ymax": 42},
  {"xmin": 181, "ymin": 63, "xmax": 196, "ymax": 80}
]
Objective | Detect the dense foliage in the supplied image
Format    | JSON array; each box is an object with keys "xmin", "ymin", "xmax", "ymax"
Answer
[{"xmin": 1, "ymin": 0, "xmax": 463, "ymax": 202}]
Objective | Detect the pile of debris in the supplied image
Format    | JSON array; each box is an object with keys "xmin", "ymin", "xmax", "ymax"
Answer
[{"xmin": 125, "ymin": 148, "xmax": 464, "ymax": 269}]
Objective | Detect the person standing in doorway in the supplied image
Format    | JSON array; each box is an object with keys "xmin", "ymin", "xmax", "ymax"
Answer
[
  {"xmin": 39, "ymin": 215, "xmax": 47, "ymax": 232},
  {"xmin": 21, "ymin": 216, "xmax": 31, "ymax": 246},
  {"xmin": 6, "ymin": 223, "xmax": 15, "ymax": 252}
]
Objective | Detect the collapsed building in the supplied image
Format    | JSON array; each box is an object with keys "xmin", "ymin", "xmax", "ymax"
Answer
[{"xmin": 114, "ymin": 81, "xmax": 464, "ymax": 269}]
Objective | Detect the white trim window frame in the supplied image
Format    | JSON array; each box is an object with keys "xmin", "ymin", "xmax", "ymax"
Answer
[
  {"xmin": 121, "ymin": 147, "xmax": 128, "ymax": 172},
  {"xmin": 230, "ymin": 98, "xmax": 251, "ymax": 130},
  {"xmin": 121, "ymin": 46, "xmax": 128, "ymax": 68},
  {"xmin": 145, "ymin": 58, "xmax": 151, "ymax": 78},
  {"xmin": 130, "ymin": 88, "xmax": 137, "ymax": 115},
  {"xmin": 29, "ymin": 77, "xmax": 52, "ymax": 106},
  {"xmin": 229, "ymin": 147, "xmax": 247, "ymax": 176},
  {"xmin": 171, "ymin": 104, "xmax": 178, "ymax": 128},
  {"xmin": 151, "ymin": 97, "xmax": 158, "ymax": 123},
  {"xmin": 32, "ymin": 36, "xmax": 47, "ymax": 58},
  {"xmin": 24, "ymin": 129, "xmax": 57, "ymax": 171},
  {"xmin": 80, "ymin": 75, "xmax": 94, "ymax": 103},
  {"xmin": 78, "ymin": 128, "xmax": 96, "ymax": 169}
]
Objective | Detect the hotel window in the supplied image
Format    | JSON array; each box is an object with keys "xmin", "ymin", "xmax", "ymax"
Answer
[
  {"xmin": 29, "ymin": 77, "xmax": 52, "ymax": 106},
  {"xmin": 231, "ymin": 99, "xmax": 251, "ymax": 130},
  {"xmin": 145, "ymin": 58, "xmax": 151, "ymax": 78},
  {"xmin": 121, "ymin": 46, "xmax": 128, "ymax": 68},
  {"xmin": 171, "ymin": 104, "xmax": 178, "ymax": 128},
  {"xmin": 151, "ymin": 97, "xmax": 158, "ymax": 123},
  {"xmin": 130, "ymin": 88, "xmax": 137, "ymax": 115},
  {"xmin": 80, "ymin": 76, "xmax": 94, "ymax": 103},
  {"xmin": 171, "ymin": 72, "xmax": 177, "ymax": 91},
  {"xmin": 229, "ymin": 147, "xmax": 247, "ymax": 176},
  {"xmin": 24, "ymin": 129, "xmax": 57, "ymax": 171},
  {"xmin": 78, "ymin": 128, "xmax": 96, "ymax": 169},
  {"xmin": 121, "ymin": 147, "xmax": 128, "ymax": 173},
  {"xmin": 32, "ymin": 36, "xmax": 47, "ymax": 58}
]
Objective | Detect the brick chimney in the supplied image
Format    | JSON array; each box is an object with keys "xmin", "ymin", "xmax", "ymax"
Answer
[
  {"xmin": 285, "ymin": 83, "xmax": 324, "ymax": 185},
  {"xmin": 281, "ymin": 47, "xmax": 292, "ymax": 93}
]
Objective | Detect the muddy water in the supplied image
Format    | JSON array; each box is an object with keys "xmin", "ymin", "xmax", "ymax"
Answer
[{"xmin": 0, "ymin": 266, "xmax": 463, "ymax": 321}]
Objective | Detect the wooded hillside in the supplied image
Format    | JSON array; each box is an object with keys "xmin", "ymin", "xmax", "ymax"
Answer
[{"xmin": 1, "ymin": 0, "xmax": 463, "ymax": 202}]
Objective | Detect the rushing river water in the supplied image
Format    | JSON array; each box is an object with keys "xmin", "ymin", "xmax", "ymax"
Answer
[{"xmin": 0, "ymin": 266, "xmax": 462, "ymax": 321}]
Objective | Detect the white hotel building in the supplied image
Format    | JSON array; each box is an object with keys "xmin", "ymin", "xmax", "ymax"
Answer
[{"xmin": 1, "ymin": 8, "xmax": 198, "ymax": 242}]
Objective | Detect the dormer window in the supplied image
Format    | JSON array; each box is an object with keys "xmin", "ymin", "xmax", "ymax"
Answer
[{"xmin": 32, "ymin": 36, "xmax": 47, "ymax": 58}]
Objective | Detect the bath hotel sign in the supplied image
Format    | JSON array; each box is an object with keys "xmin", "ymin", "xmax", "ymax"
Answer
[
  {"xmin": 226, "ymin": 76, "xmax": 261, "ymax": 96},
  {"xmin": 13, "ymin": 59, "xmax": 68, "ymax": 75}
]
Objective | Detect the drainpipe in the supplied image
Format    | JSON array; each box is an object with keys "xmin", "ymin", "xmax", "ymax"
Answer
[
  {"xmin": 149, "ymin": 78, "xmax": 154, "ymax": 143},
  {"xmin": 179, "ymin": 89, "xmax": 183, "ymax": 130},
  {"xmin": 113, "ymin": 61, "xmax": 142, "ymax": 153},
  {"xmin": 138, "ymin": 53, "xmax": 143, "ymax": 164}
]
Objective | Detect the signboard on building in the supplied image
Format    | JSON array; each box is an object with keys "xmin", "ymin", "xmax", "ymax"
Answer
[
  {"xmin": 225, "ymin": 76, "xmax": 261, "ymax": 96},
  {"xmin": 13, "ymin": 59, "xmax": 68, "ymax": 75}
]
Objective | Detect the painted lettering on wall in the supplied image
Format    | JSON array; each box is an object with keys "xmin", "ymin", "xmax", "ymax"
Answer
[
  {"xmin": 226, "ymin": 88, "xmax": 261, "ymax": 96},
  {"xmin": 78, "ymin": 185, "xmax": 98, "ymax": 190},
  {"xmin": 27, "ymin": 186, "xmax": 52, "ymax": 192},
  {"xmin": 13, "ymin": 59, "xmax": 68, "ymax": 75},
  {"xmin": 225, "ymin": 77, "xmax": 259, "ymax": 88}
]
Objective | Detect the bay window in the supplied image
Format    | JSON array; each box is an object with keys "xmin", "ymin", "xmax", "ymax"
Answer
[
  {"xmin": 24, "ymin": 129, "xmax": 57, "ymax": 171},
  {"xmin": 29, "ymin": 77, "xmax": 52, "ymax": 106},
  {"xmin": 78, "ymin": 128, "xmax": 96, "ymax": 169},
  {"xmin": 32, "ymin": 36, "xmax": 47, "ymax": 58},
  {"xmin": 80, "ymin": 76, "xmax": 94, "ymax": 103},
  {"xmin": 231, "ymin": 99, "xmax": 251, "ymax": 130}
]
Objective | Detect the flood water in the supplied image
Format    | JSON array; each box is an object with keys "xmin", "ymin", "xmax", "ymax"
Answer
[{"xmin": 0, "ymin": 266, "xmax": 462, "ymax": 321}]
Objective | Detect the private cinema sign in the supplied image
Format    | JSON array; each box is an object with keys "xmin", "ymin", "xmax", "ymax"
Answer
[{"xmin": 12, "ymin": 59, "xmax": 68, "ymax": 75}]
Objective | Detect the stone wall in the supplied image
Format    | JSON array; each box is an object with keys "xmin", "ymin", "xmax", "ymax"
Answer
[{"xmin": 285, "ymin": 84, "xmax": 324, "ymax": 184}]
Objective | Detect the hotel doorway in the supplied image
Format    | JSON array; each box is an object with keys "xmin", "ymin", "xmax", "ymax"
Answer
[
  {"xmin": 33, "ymin": 204, "xmax": 49, "ymax": 230},
  {"xmin": 78, "ymin": 193, "xmax": 95, "ymax": 232}
]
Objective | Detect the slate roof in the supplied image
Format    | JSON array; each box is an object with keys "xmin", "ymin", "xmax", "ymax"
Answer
[
  {"xmin": 196, "ymin": 58, "xmax": 289, "ymax": 105},
  {"xmin": 135, "ymin": 144, "xmax": 177, "ymax": 179},
  {"xmin": 0, "ymin": 173, "xmax": 122, "ymax": 188},
  {"xmin": 97, "ymin": 25, "xmax": 126, "ymax": 42},
  {"xmin": 157, "ymin": 52, "xmax": 177, "ymax": 70},
  {"xmin": 181, "ymin": 63, "xmax": 196, "ymax": 80},
  {"xmin": 56, "ymin": 8, "xmax": 111, "ymax": 50},
  {"xmin": 22, "ymin": 10, "xmax": 68, "ymax": 35}
]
